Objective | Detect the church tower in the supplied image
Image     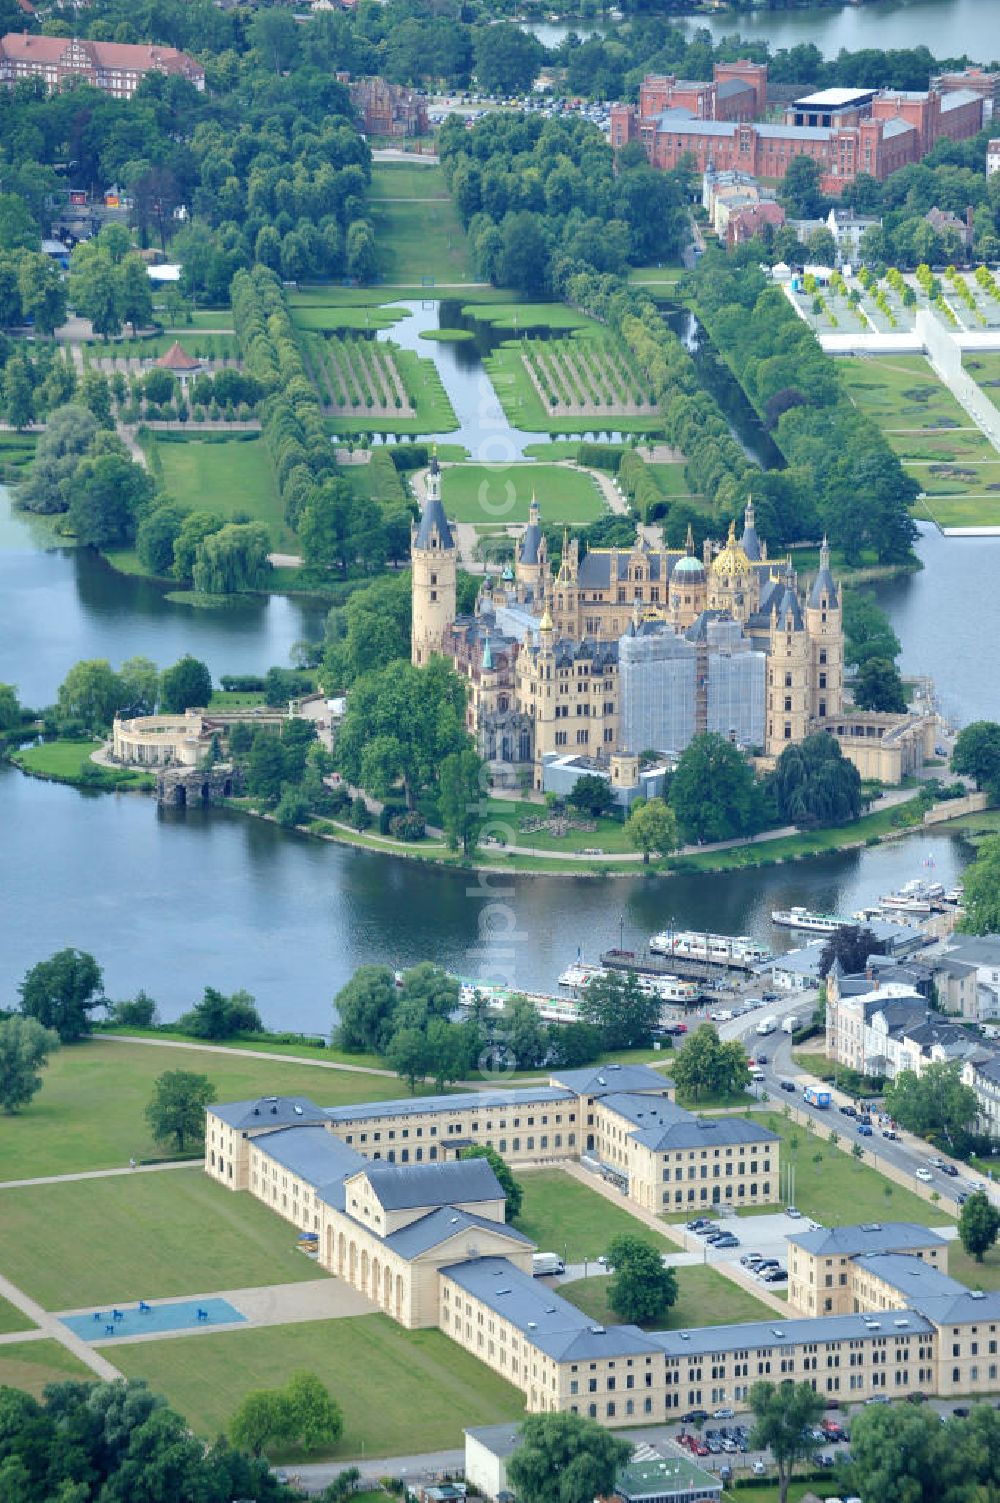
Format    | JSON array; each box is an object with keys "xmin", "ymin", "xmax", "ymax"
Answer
[
  {"xmin": 765, "ymin": 564, "xmax": 811, "ymax": 757},
  {"xmin": 410, "ymin": 453, "xmax": 456, "ymax": 667},
  {"xmin": 804, "ymin": 537, "xmax": 843, "ymax": 723}
]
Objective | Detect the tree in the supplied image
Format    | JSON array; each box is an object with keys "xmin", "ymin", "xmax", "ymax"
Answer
[
  {"xmin": 160, "ymin": 655, "xmax": 212, "ymax": 713},
  {"xmin": 669, "ymin": 1024, "xmax": 751, "ymax": 1102},
  {"xmin": 779, "ymin": 156, "xmax": 824, "ymax": 219},
  {"xmin": 229, "ymin": 1389, "xmax": 295, "ymax": 1459},
  {"xmin": 774, "ymin": 733, "xmax": 862, "ymax": 830},
  {"xmin": 18, "ymin": 251, "xmax": 67, "ymax": 335},
  {"xmin": 345, "ymin": 220, "xmax": 376, "ymax": 283},
  {"xmin": 119, "ymin": 254, "xmax": 153, "ymax": 333},
  {"xmin": 580, "ymin": 969, "xmax": 662, "ymax": 1050},
  {"xmin": 474, "ymin": 24, "xmax": 543, "ymax": 96},
  {"xmin": 843, "ymin": 1400, "xmax": 974, "ymax": 1503},
  {"xmin": 853, "ymin": 656, "xmax": 907, "ymax": 713},
  {"xmin": 247, "ymin": 734, "xmax": 288, "ymax": 805},
  {"xmin": 145, "ymin": 1070, "xmax": 214, "ymax": 1152},
  {"xmin": 461, "ymin": 1143, "xmax": 523, "ymax": 1220},
  {"xmin": 18, "ymin": 948, "xmax": 104, "ymax": 1042},
  {"xmin": 387, "ymin": 1026, "xmax": 430, "ymax": 1092},
  {"xmin": 508, "ymin": 1412, "xmax": 631, "ymax": 1503},
  {"xmin": 3, "ymin": 355, "xmax": 33, "ymax": 431},
  {"xmin": 626, "ymin": 797, "xmax": 679, "ymax": 864},
  {"xmin": 747, "ymin": 1380, "xmax": 824, "ymax": 1503},
  {"xmin": 440, "ymin": 748, "xmax": 486, "ymax": 855},
  {"xmin": 283, "ymin": 1372, "xmax": 343, "ymax": 1454},
  {"xmin": 67, "ymin": 448, "xmax": 154, "ymax": 548},
  {"xmin": 0, "ymin": 1016, "xmax": 59, "ymax": 1114},
  {"xmin": 332, "ymin": 951, "xmax": 399, "ymax": 1043},
  {"xmin": 605, "ymin": 1234, "xmax": 678, "ymax": 1325},
  {"xmin": 952, "ymin": 720, "xmax": 1000, "ymax": 795},
  {"xmin": 504, "ymin": 993, "xmax": 549, "ymax": 1069},
  {"xmin": 958, "ymin": 1190, "xmax": 1000, "ymax": 1263},
  {"xmin": 335, "ymin": 658, "xmax": 468, "ymax": 810},
  {"xmin": 57, "ymin": 658, "xmax": 127, "ymax": 730},
  {"xmin": 842, "ymin": 590, "xmax": 901, "ymax": 667},
  {"xmin": 670, "ymin": 733, "xmax": 759, "ymax": 843},
  {"xmin": 178, "ymin": 987, "xmax": 263, "ymax": 1040},
  {"xmin": 567, "ymin": 773, "xmax": 614, "ymax": 818},
  {"xmin": 192, "ymin": 523, "xmax": 270, "ymax": 595},
  {"xmin": 18, "ymin": 404, "xmax": 97, "ymax": 515},
  {"xmin": 119, "ymin": 656, "xmax": 159, "ymax": 717},
  {"xmin": 959, "ymin": 834, "xmax": 1000, "ymax": 935},
  {"xmin": 0, "ymin": 681, "xmax": 21, "ymax": 731},
  {"xmin": 883, "ymin": 1061, "xmax": 978, "ymax": 1150},
  {"xmin": 819, "ymin": 924, "xmax": 881, "ymax": 978}
]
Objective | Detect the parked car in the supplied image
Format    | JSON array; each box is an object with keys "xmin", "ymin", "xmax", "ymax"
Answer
[
  {"xmin": 682, "ymin": 1409, "xmax": 709, "ymax": 1424},
  {"xmin": 713, "ymin": 1234, "xmax": 740, "ymax": 1249},
  {"xmin": 953, "ymin": 1406, "xmax": 971, "ymax": 1418},
  {"xmin": 741, "ymin": 1253, "xmax": 764, "ymax": 1267},
  {"xmin": 756, "ymin": 1257, "xmax": 780, "ymax": 1270},
  {"xmin": 916, "ymin": 1168, "xmax": 934, "ymax": 1182},
  {"xmin": 839, "ymin": 1105, "xmax": 857, "ymax": 1117},
  {"xmin": 686, "ymin": 1217, "xmax": 713, "ymax": 1231},
  {"xmin": 906, "ymin": 1391, "xmax": 927, "ymax": 1404},
  {"xmin": 780, "ymin": 1079, "xmax": 797, "ymax": 1093},
  {"xmin": 762, "ymin": 1268, "xmax": 788, "ymax": 1283},
  {"xmin": 865, "ymin": 1394, "xmax": 891, "ymax": 1405},
  {"xmin": 786, "ymin": 1205, "xmax": 803, "ymax": 1218},
  {"xmin": 714, "ymin": 1406, "xmax": 736, "ymax": 1419},
  {"xmin": 752, "ymin": 1460, "xmax": 767, "ymax": 1477}
]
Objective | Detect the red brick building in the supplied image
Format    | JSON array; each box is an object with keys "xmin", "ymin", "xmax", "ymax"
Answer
[
  {"xmin": 611, "ymin": 68, "xmax": 984, "ymax": 196},
  {"xmin": 0, "ymin": 32, "xmax": 204, "ymax": 96},
  {"xmin": 345, "ymin": 75, "xmax": 428, "ymax": 139},
  {"xmin": 727, "ymin": 201, "xmax": 786, "ymax": 248}
]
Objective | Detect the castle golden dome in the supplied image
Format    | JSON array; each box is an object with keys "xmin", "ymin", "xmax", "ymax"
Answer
[{"xmin": 711, "ymin": 520, "xmax": 752, "ymax": 579}]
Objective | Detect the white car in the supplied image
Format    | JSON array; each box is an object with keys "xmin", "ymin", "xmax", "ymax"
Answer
[{"xmin": 916, "ymin": 1168, "xmax": 934, "ymax": 1182}]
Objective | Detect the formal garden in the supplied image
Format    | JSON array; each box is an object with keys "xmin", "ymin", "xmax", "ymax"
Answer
[
  {"xmin": 303, "ymin": 331, "xmax": 414, "ymax": 418},
  {"xmin": 520, "ymin": 335, "xmax": 653, "ymax": 418},
  {"xmin": 439, "ymin": 462, "xmax": 606, "ymax": 523}
]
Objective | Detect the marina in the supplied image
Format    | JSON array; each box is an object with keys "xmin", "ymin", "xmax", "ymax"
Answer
[{"xmin": 648, "ymin": 930, "xmax": 772, "ymax": 970}]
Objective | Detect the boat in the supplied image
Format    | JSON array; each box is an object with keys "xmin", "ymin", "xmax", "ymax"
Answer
[
  {"xmin": 875, "ymin": 878, "xmax": 946, "ymax": 916},
  {"xmin": 770, "ymin": 906, "xmax": 844, "ymax": 935},
  {"xmin": 458, "ymin": 979, "xmax": 587, "ymax": 1027},
  {"xmin": 649, "ymin": 930, "xmax": 771, "ymax": 966},
  {"xmin": 558, "ymin": 962, "xmax": 699, "ymax": 1004}
]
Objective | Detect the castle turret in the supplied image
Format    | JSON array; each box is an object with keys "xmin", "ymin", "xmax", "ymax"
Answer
[
  {"xmin": 516, "ymin": 492, "xmax": 548, "ymax": 605},
  {"xmin": 410, "ymin": 452, "xmax": 456, "ymax": 666},
  {"xmin": 765, "ymin": 563, "xmax": 810, "ymax": 756},
  {"xmin": 804, "ymin": 536, "xmax": 843, "ymax": 722},
  {"xmin": 667, "ymin": 522, "xmax": 706, "ymax": 629},
  {"xmin": 741, "ymin": 498, "xmax": 762, "ymax": 562}
]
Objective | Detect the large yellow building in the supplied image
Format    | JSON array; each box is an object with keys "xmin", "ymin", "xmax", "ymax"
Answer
[
  {"xmin": 203, "ymin": 1083, "xmax": 1000, "ymax": 1423},
  {"xmin": 411, "ymin": 477, "xmax": 932, "ymax": 788}
]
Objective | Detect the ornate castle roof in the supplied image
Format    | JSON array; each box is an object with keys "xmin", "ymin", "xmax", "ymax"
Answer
[{"xmin": 711, "ymin": 520, "xmax": 753, "ymax": 579}]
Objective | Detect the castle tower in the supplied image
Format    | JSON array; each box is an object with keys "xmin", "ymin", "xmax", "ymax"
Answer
[
  {"xmin": 553, "ymin": 528, "xmax": 580, "ymax": 637},
  {"xmin": 410, "ymin": 452, "xmax": 456, "ymax": 667},
  {"xmin": 707, "ymin": 520, "xmax": 754, "ymax": 624},
  {"xmin": 741, "ymin": 498, "xmax": 762, "ymax": 562},
  {"xmin": 804, "ymin": 537, "xmax": 843, "ymax": 723},
  {"xmin": 515, "ymin": 492, "xmax": 549, "ymax": 605},
  {"xmin": 668, "ymin": 523, "xmax": 707, "ymax": 629},
  {"xmin": 765, "ymin": 564, "xmax": 811, "ymax": 756},
  {"xmin": 527, "ymin": 606, "xmax": 557, "ymax": 790}
]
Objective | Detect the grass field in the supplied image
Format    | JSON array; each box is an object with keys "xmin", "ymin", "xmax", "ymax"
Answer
[
  {"xmin": 11, "ymin": 739, "xmax": 153, "ymax": 790},
  {"xmin": 733, "ymin": 1111, "xmax": 953, "ymax": 1228},
  {"xmin": 964, "ymin": 352, "xmax": 1000, "ymax": 410},
  {"xmin": 1, "ymin": 1038, "xmax": 411, "ymax": 1181},
  {"xmin": 464, "ymin": 303, "xmax": 599, "ymax": 333},
  {"xmin": 0, "ymin": 1170, "xmax": 321, "ymax": 1308},
  {"xmin": 369, "ymin": 163, "xmax": 473, "ymax": 285},
  {"xmin": 514, "ymin": 1170, "xmax": 672, "ymax": 1260},
  {"xmin": 947, "ymin": 1240, "xmax": 1000, "ymax": 1292},
  {"xmin": 485, "ymin": 796, "xmax": 632, "ymax": 852},
  {"xmin": 106, "ymin": 1314, "xmax": 524, "ymax": 1456},
  {"xmin": 648, "ymin": 462, "xmax": 699, "ymax": 501},
  {"xmin": 672, "ymin": 793, "xmax": 926, "ymax": 874},
  {"xmin": 918, "ymin": 493, "xmax": 1000, "ymax": 528},
  {"xmin": 0, "ymin": 1295, "xmax": 35, "ymax": 1334},
  {"xmin": 145, "ymin": 434, "xmax": 292, "ymax": 549},
  {"xmin": 560, "ymin": 1264, "xmax": 774, "ymax": 1331},
  {"xmin": 0, "ymin": 1340, "xmax": 94, "ymax": 1398},
  {"xmin": 441, "ymin": 463, "xmax": 606, "ymax": 523}
]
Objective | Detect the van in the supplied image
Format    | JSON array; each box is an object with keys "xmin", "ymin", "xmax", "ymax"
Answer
[
  {"xmin": 782, "ymin": 1015, "xmax": 801, "ymax": 1035},
  {"xmin": 756, "ymin": 1015, "xmax": 777, "ymax": 1036},
  {"xmin": 532, "ymin": 1252, "xmax": 565, "ymax": 1277}
]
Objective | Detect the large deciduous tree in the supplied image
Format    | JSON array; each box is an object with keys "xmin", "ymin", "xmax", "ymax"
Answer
[
  {"xmin": 606, "ymin": 1234, "xmax": 678, "ymax": 1325},
  {"xmin": 748, "ymin": 1379, "xmax": 824, "ymax": 1503},
  {"xmin": 439, "ymin": 748, "xmax": 487, "ymax": 855},
  {"xmin": 952, "ymin": 721, "xmax": 1000, "ymax": 796},
  {"xmin": 670, "ymin": 732, "xmax": 760, "ymax": 843},
  {"xmin": 882, "ymin": 1061, "xmax": 978, "ymax": 1151},
  {"xmin": 626, "ymin": 797, "xmax": 679, "ymax": 864},
  {"xmin": 18, "ymin": 948, "xmax": 104, "ymax": 1042},
  {"xmin": 580, "ymin": 969, "xmax": 662, "ymax": 1051},
  {"xmin": 960, "ymin": 834, "xmax": 1000, "ymax": 935},
  {"xmin": 57, "ymin": 657, "xmax": 128, "ymax": 730},
  {"xmin": 852, "ymin": 656, "xmax": 907, "ymax": 713},
  {"xmin": 0, "ymin": 1016, "xmax": 59, "ymax": 1114},
  {"xmin": 958, "ymin": 1190, "xmax": 1000, "ymax": 1264},
  {"xmin": 18, "ymin": 404, "xmax": 97, "ymax": 515},
  {"xmin": 145, "ymin": 1069, "xmax": 215, "ymax": 1152},
  {"xmin": 774, "ymin": 732, "xmax": 862, "ymax": 830},
  {"xmin": 819, "ymin": 924, "xmax": 881, "ymax": 978},
  {"xmin": 669, "ymin": 1024, "xmax": 751, "ymax": 1103},
  {"xmin": 334, "ymin": 658, "xmax": 468, "ymax": 810},
  {"xmin": 159, "ymin": 654, "xmax": 213, "ymax": 713},
  {"xmin": 333, "ymin": 964, "xmax": 400, "ymax": 1053},
  {"xmin": 508, "ymin": 1412, "xmax": 631, "ymax": 1503}
]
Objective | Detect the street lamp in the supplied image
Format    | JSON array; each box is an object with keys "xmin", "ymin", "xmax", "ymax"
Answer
[{"xmin": 619, "ymin": 911, "xmax": 626, "ymax": 953}]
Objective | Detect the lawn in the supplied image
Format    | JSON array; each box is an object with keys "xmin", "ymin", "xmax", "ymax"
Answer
[
  {"xmin": 514, "ymin": 1170, "xmax": 672, "ymax": 1261},
  {"xmin": 107, "ymin": 1314, "xmax": 525, "ymax": 1456},
  {"xmin": 441, "ymin": 463, "xmax": 606, "ymax": 523},
  {"xmin": 145, "ymin": 434, "xmax": 292, "ymax": 549},
  {"xmin": 1, "ymin": 1038, "xmax": 411, "ymax": 1181},
  {"xmin": 369, "ymin": 163, "xmax": 472, "ymax": 285},
  {"xmin": 0, "ymin": 1295, "xmax": 35, "ymax": 1334},
  {"xmin": 918, "ymin": 493, "xmax": 1000, "ymax": 529},
  {"xmin": 485, "ymin": 796, "xmax": 633, "ymax": 853},
  {"xmin": 732, "ymin": 1110, "xmax": 953, "ymax": 1228},
  {"xmin": 11, "ymin": 739, "xmax": 153, "ymax": 790},
  {"xmin": 0, "ymin": 1169, "xmax": 322, "ymax": 1309},
  {"xmin": 964, "ymin": 352, "xmax": 1000, "ymax": 411},
  {"xmin": 672, "ymin": 794, "xmax": 926, "ymax": 874},
  {"xmin": 946, "ymin": 1240, "xmax": 1000, "ymax": 1292},
  {"xmin": 648, "ymin": 462, "xmax": 700, "ymax": 501},
  {"xmin": 464, "ymin": 303, "xmax": 600, "ymax": 334},
  {"xmin": 0, "ymin": 1340, "xmax": 94, "ymax": 1399},
  {"xmin": 560, "ymin": 1264, "xmax": 774, "ymax": 1331}
]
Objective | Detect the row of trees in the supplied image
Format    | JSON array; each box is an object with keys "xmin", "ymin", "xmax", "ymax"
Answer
[{"xmin": 52, "ymin": 652, "xmax": 212, "ymax": 734}]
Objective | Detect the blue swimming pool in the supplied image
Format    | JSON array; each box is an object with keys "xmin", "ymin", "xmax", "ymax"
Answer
[{"xmin": 62, "ymin": 1297, "xmax": 245, "ymax": 1340}]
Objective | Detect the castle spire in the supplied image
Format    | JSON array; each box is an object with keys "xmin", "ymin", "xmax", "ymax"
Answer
[{"xmin": 685, "ymin": 521, "xmax": 695, "ymax": 556}]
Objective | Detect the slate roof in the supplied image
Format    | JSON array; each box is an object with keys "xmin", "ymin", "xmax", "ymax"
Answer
[
  {"xmin": 882, "ymin": 117, "xmax": 918, "ymax": 140},
  {"xmin": 384, "ymin": 1206, "xmax": 533, "ymax": 1260},
  {"xmin": 519, "ymin": 519, "xmax": 541, "ymax": 565},
  {"xmin": 549, "ymin": 1063, "xmax": 672, "ymax": 1097},
  {"xmin": 251, "ymin": 1124, "xmax": 364, "ymax": 1184},
  {"xmin": 325, "ymin": 1085, "xmax": 575, "ymax": 1124},
  {"xmin": 940, "ymin": 88, "xmax": 981, "ymax": 111},
  {"xmin": 943, "ymin": 936, "xmax": 1000, "ymax": 967},
  {"xmin": 415, "ymin": 495, "xmax": 455, "ymax": 551},
  {"xmin": 655, "ymin": 110, "xmax": 738, "ymax": 138},
  {"xmin": 463, "ymin": 1422, "xmax": 523, "ymax": 1459},
  {"xmin": 851, "ymin": 1252, "xmax": 967, "ymax": 1301},
  {"xmin": 653, "ymin": 1308, "xmax": 934, "ymax": 1357},
  {"xmin": 577, "ymin": 551, "xmax": 668, "ymax": 588},
  {"xmin": 775, "ymin": 586, "xmax": 804, "ymax": 631},
  {"xmin": 597, "ymin": 1092, "xmax": 690, "ymax": 1132},
  {"xmin": 808, "ymin": 563, "xmax": 838, "ymax": 608},
  {"xmin": 210, "ymin": 1096, "xmax": 327, "ymax": 1130},
  {"xmin": 630, "ymin": 1114, "xmax": 778, "ymax": 1154},
  {"xmin": 717, "ymin": 77, "xmax": 753, "ymax": 100},
  {"xmin": 553, "ymin": 637, "xmax": 619, "ymax": 671},
  {"xmin": 758, "ymin": 122, "xmax": 832, "ymax": 141},
  {"xmin": 361, "ymin": 1157, "xmax": 503, "ymax": 1211},
  {"xmin": 913, "ymin": 1289, "xmax": 1000, "ymax": 1325},
  {"xmin": 787, "ymin": 1222, "xmax": 947, "ymax": 1258}
]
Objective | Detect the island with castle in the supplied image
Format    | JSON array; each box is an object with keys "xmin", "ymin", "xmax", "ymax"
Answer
[{"xmin": 410, "ymin": 456, "xmax": 935, "ymax": 799}]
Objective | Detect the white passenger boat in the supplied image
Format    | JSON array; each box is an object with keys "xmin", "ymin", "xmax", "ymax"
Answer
[{"xmin": 770, "ymin": 906, "xmax": 843, "ymax": 935}]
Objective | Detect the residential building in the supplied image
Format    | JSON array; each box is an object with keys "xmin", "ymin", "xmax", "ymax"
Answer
[
  {"xmin": 728, "ymin": 202, "xmax": 786, "ymax": 248},
  {"xmin": 989, "ymin": 140, "xmax": 1000, "ymax": 177},
  {"xmin": 611, "ymin": 69, "xmax": 983, "ymax": 195},
  {"xmin": 0, "ymin": 32, "xmax": 204, "ymax": 95},
  {"xmin": 823, "ymin": 207, "xmax": 882, "ymax": 265},
  {"xmin": 925, "ymin": 205, "xmax": 974, "ymax": 253},
  {"xmin": 962, "ymin": 1052, "xmax": 1000, "ymax": 1138},
  {"xmin": 939, "ymin": 935, "xmax": 1000, "ymax": 1019}
]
